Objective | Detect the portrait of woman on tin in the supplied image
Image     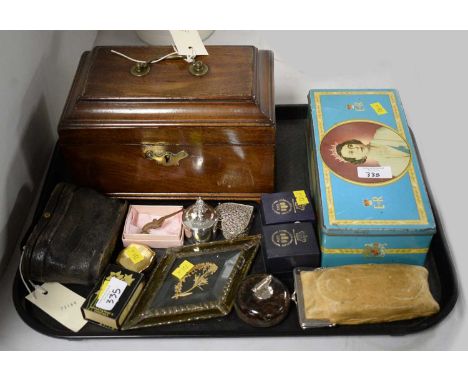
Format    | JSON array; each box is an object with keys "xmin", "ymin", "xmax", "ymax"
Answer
[{"xmin": 320, "ymin": 121, "xmax": 411, "ymax": 184}]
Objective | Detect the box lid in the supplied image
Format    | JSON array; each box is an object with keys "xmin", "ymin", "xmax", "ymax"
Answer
[
  {"xmin": 59, "ymin": 46, "xmax": 275, "ymax": 145},
  {"xmin": 261, "ymin": 222, "xmax": 320, "ymax": 258},
  {"xmin": 261, "ymin": 191, "xmax": 315, "ymax": 225},
  {"xmin": 308, "ymin": 89, "xmax": 436, "ymax": 236}
]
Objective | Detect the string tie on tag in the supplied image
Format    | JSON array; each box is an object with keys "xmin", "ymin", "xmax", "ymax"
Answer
[
  {"xmin": 19, "ymin": 248, "xmax": 47, "ymax": 299},
  {"xmin": 182, "ymin": 46, "xmax": 196, "ymax": 63},
  {"xmin": 110, "ymin": 48, "xmax": 196, "ymax": 66}
]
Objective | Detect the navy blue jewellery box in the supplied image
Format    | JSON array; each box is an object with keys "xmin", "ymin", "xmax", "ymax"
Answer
[
  {"xmin": 261, "ymin": 191, "xmax": 316, "ymax": 225},
  {"xmin": 261, "ymin": 222, "xmax": 320, "ymax": 274}
]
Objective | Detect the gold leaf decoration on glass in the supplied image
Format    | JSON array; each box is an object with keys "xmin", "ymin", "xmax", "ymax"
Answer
[{"xmin": 173, "ymin": 262, "xmax": 218, "ymax": 299}]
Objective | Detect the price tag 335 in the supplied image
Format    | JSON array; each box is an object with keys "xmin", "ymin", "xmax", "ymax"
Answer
[{"xmin": 96, "ymin": 277, "xmax": 127, "ymax": 311}]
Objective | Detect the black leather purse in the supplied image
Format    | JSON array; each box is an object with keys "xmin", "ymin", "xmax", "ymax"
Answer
[{"xmin": 21, "ymin": 183, "xmax": 128, "ymax": 285}]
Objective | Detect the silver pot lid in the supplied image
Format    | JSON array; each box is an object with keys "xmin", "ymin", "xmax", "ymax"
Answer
[{"xmin": 182, "ymin": 197, "xmax": 217, "ymax": 230}]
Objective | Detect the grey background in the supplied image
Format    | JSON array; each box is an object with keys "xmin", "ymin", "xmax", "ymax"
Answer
[{"xmin": 0, "ymin": 30, "xmax": 465, "ymax": 350}]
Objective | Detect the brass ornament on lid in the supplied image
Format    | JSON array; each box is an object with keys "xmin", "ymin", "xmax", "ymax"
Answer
[{"xmin": 130, "ymin": 62, "xmax": 151, "ymax": 77}]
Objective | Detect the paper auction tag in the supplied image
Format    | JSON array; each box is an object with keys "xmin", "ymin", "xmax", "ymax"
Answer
[
  {"xmin": 170, "ymin": 30, "xmax": 209, "ymax": 56},
  {"xmin": 172, "ymin": 260, "xmax": 194, "ymax": 280},
  {"xmin": 25, "ymin": 282, "xmax": 87, "ymax": 332},
  {"xmin": 96, "ymin": 277, "xmax": 127, "ymax": 311},
  {"xmin": 370, "ymin": 102, "xmax": 388, "ymax": 115},
  {"xmin": 293, "ymin": 190, "xmax": 310, "ymax": 206},
  {"xmin": 357, "ymin": 166, "xmax": 392, "ymax": 179}
]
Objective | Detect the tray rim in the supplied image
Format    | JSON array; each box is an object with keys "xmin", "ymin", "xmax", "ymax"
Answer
[{"xmin": 12, "ymin": 104, "xmax": 459, "ymax": 339}]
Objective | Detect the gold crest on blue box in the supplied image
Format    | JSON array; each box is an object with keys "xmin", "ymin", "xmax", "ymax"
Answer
[{"xmin": 307, "ymin": 89, "xmax": 436, "ymax": 267}]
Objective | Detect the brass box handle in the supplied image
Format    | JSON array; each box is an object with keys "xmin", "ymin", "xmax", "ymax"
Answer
[
  {"xmin": 143, "ymin": 145, "xmax": 188, "ymax": 167},
  {"xmin": 111, "ymin": 50, "xmax": 209, "ymax": 77}
]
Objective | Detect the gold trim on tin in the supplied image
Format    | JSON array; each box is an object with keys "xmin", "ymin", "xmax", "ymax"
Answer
[
  {"xmin": 314, "ymin": 90, "xmax": 428, "ymax": 226},
  {"xmin": 320, "ymin": 246, "xmax": 429, "ymax": 255}
]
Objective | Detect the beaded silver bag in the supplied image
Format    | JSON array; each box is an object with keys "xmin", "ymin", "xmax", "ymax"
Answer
[{"xmin": 215, "ymin": 203, "xmax": 254, "ymax": 240}]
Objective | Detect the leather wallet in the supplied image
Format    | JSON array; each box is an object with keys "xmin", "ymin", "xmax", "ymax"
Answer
[{"xmin": 21, "ymin": 182, "xmax": 127, "ymax": 285}]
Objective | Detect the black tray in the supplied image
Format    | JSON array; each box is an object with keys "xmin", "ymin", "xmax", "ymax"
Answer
[{"xmin": 12, "ymin": 105, "xmax": 458, "ymax": 339}]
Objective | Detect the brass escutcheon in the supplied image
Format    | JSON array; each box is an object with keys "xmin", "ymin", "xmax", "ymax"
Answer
[{"xmin": 143, "ymin": 145, "xmax": 188, "ymax": 167}]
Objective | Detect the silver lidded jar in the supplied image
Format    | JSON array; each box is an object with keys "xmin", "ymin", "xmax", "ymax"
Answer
[{"xmin": 182, "ymin": 197, "xmax": 218, "ymax": 243}]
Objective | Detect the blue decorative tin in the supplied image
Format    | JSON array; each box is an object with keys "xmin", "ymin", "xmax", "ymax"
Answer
[{"xmin": 307, "ymin": 89, "xmax": 436, "ymax": 267}]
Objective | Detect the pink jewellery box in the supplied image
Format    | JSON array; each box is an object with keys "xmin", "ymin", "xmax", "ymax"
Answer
[{"xmin": 122, "ymin": 205, "xmax": 184, "ymax": 248}]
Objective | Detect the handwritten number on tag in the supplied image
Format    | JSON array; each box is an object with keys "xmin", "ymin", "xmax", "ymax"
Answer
[
  {"xmin": 106, "ymin": 289, "xmax": 122, "ymax": 304},
  {"xmin": 25, "ymin": 282, "xmax": 87, "ymax": 332},
  {"xmin": 96, "ymin": 278, "xmax": 127, "ymax": 311}
]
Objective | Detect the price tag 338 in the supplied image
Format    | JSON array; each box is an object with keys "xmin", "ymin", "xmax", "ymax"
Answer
[{"xmin": 357, "ymin": 166, "xmax": 392, "ymax": 179}]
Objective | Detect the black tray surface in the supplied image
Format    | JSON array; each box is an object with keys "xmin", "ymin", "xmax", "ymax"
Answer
[{"xmin": 12, "ymin": 105, "xmax": 458, "ymax": 339}]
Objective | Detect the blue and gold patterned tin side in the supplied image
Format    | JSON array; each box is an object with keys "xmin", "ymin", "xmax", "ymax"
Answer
[{"xmin": 320, "ymin": 233, "xmax": 432, "ymax": 266}]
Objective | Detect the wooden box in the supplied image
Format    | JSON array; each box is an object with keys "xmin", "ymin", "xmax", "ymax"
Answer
[{"xmin": 58, "ymin": 46, "xmax": 275, "ymax": 200}]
